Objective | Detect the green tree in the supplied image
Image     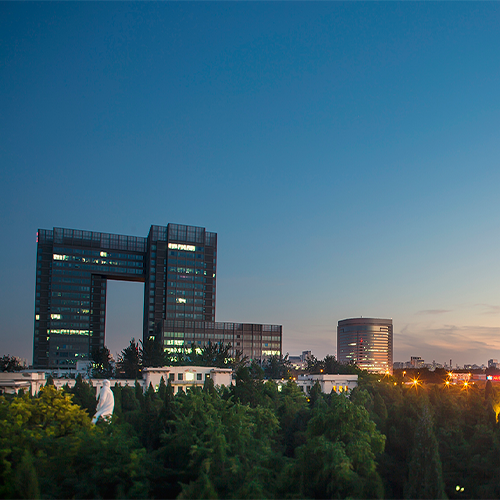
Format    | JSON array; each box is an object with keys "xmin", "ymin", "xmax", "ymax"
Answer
[
  {"xmin": 117, "ymin": 338, "xmax": 141, "ymax": 379},
  {"xmin": 263, "ymin": 354, "xmax": 291, "ymax": 379},
  {"xmin": 286, "ymin": 391, "xmax": 385, "ymax": 499},
  {"xmin": 141, "ymin": 336, "xmax": 167, "ymax": 368},
  {"xmin": 0, "ymin": 355, "xmax": 25, "ymax": 372},
  {"xmin": 0, "ymin": 386, "xmax": 91, "ymax": 497},
  {"xmin": 90, "ymin": 346, "xmax": 114, "ymax": 378},
  {"xmin": 485, "ymin": 379, "xmax": 496, "ymax": 402},
  {"xmin": 191, "ymin": 340, "xmax": 233, "ymax": 367},
  {"xmin": 67, "ymin": 374, "xmax": 96, "ymax": 416},
  {"xmin": 405, "ymin": 404, "xmax": 446, "ymax": 499},
  {"xmin": 15, "ymin": 450, "xmax": 40, "ymax": 499},
  {"xmin": 157, "ymin": 376, "xmax": 167, "ymax": 401},
  {"xmin": 153, "ymin": 388, "xmax": 280, "ymax": 499}
]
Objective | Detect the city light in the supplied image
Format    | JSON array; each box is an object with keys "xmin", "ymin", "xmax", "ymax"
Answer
[{"xmin": 411, "ymin": 377, "xmax": 421, "ymax": 390}]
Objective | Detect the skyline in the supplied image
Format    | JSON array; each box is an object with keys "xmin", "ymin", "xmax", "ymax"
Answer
[{"xmin": 1, "ymin": 3, "xmax": 500, "ymax": 367}]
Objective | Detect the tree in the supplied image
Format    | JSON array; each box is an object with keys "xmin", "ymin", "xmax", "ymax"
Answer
[
  {"xmin": 90, "ymin": 346, "xmax": 114, "ymax": 378},
  {"xmin": 67, "ymin": 374, "xmax": 97, "ymax": 416},
  {"xmin": 405, "ymin": 404, "xmax": 446, "ymax": 499},
  {"xmin": 485, "ymin": 379, "xmax": 496, "ymax": 402},
  {"xmin": 117, "ymin": 338, "xmax": 141, "ymax": 379},
  {"xmin": 263, "ymin": 354, "xmax": 291, "ymax": 379},
  {"xmin": 306, "ymin": 354, "xmax": 324, "ymax": 374},
  {"xmin": 286, "ymin": 391, "xmax": 386, "ymax": 499},
  {"xmin": 141, "ymin": 337, "xmax": 167, "ymax": 368},
  {"xmin": 153, "ymin": 388, "xmax": 280, "ymax": 499},
  {"xmin": 190, "ymin": 340, "xmax": 233, "ymax": 367},
  {"xmin": 157, "ymin": 376, "xmax": 167, "ymax": 401},
  {"xmin": 0, "ymin": 355, "xmax": 25, "ymax": 372}
]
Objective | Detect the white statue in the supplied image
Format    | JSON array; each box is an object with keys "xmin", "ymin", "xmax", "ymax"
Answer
[{"xmin": 92, "ymin": 379, "xmax": 115, "ymax": 424}]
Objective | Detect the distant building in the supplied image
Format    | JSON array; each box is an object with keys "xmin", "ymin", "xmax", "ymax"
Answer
[
  {"xmin": 288, "ymin": 350, "xmax": 312, "ymax": 370},
  {"xmin": 464, "ymin": 364, "xmax": 483, "ymax": 370},
  {"xmin": 337, "ymin": 318, "xmax": 393, "ymax": 374},
  {"xmin": 488, "ymin": 359, "xmax": 498, "ymax": 369},
  {"xmin": 296, "ymin": 373, "xmax": 358, "ymax": 394},
  {"xmin": 410, "ymin": 356, "xmax": 424, "ymax": 368}
]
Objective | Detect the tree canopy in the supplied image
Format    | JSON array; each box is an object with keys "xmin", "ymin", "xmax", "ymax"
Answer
[{"xmin": 2, "ymin": 353, "xmax": 500, "ymax": 499}]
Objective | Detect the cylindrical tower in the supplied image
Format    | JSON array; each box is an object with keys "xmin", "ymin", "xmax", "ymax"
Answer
[{"xmin": 337, "ymin": 317, "xmax": 393, "ymax": 374}]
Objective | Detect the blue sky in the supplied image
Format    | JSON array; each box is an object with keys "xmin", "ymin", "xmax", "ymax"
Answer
[{"xmin": 1, "ymin": 2, "xmax": 499, "ymax": 367}]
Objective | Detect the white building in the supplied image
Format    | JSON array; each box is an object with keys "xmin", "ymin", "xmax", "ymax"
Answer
[
  {"xmin": 3, "ymin": 366, "xmax": 233, "ymax": 397},
  {"xmin": 0, "ymin": 371, "xmax": 46, "ymax": 395},
  {"xmin": 295, "ymin": 373, "xmax": 358, "ymax": 395},
  {"xmin": 142, "ymin": 366, "xmax": 232, "ymax": 394}
]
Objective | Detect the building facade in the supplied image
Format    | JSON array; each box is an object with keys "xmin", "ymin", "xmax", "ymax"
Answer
[
  {"xmin": 156, "ymin": 320, "xmax": 282, "ymax": 363},
  {"xmin": 34, "ymin": 224, "xmax": 216, "ymax": 368},
  {"xmin": 34, "ymin": 224, "xmax": 281, "ymax": 368},
  {"xmin": 337, "ymin": 317, "xmax": 393, "ymax": 374},
  {"xmin": 295, "ymin": 373, "xmax": 358, "ymax": 395}
]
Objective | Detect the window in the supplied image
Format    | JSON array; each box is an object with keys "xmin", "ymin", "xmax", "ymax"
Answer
[
  {"xmin": 178, "ymin": 373, "xmax": 183, "ymax": 381},
  {"xmin": 197, "ymin": 373, "xmax": 202, "ymax": 381},
  {"xmin": 168, "ymin": 373, "xmax": 174, "ymax": 381}
]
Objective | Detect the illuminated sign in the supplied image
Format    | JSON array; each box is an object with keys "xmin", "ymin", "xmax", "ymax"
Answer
[{"xmin": 168, "ymin": 243, "xmax": 196, "ymax": 252}]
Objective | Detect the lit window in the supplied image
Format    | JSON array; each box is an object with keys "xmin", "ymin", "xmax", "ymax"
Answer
[
  {"xmin": 168, "ymin": 243, "xmax": 195, "ymax": 252},
  {"xmin": 185, "ymin": 372, "xmax": 194, "ymax": 381},
  {"xmin": 51, "ymin": 314, "xmax": 61, "ymax": 320},
  {"xmin": 100, "ymin": 252, "xmax": 107, "ymax": 257},
  {"xmin": 35, "ymin": 315, "xmax": 40, "ymax": 320}
]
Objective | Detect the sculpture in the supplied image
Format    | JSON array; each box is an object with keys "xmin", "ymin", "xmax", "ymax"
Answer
[{"xmin": 91, "ymin": 379, "xmax": 114, "ymax": 424}]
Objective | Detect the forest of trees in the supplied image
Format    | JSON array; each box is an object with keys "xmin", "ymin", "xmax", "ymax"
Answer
[{"xmin": 2, "ymin": 358, "xmax": 500, "ymax": 499}]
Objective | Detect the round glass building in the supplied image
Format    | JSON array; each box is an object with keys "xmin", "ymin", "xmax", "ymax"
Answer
[{"xmin": 337, "ymin": 318, "xmax": 393, "ymax": 374}]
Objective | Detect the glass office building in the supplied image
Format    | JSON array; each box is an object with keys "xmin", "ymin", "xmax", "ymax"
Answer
[
  {"xmin": 33, "ymin": 224, "xmax": 281, "ymax": 368},
  {"xmin": 156, "ymin": 320, "xmax": 282, "ymax": 362},
  {"xmin": 337, "ymin": 318, "xmax": 393, "ymax": 374}
]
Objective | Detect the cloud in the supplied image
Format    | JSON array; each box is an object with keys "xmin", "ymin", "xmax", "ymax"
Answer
[
  {"xmin": 394, "ymin": 323, "xmax": 500, "ymax": 365},
  {"xmin": 475, "ymin": 304, "xmax": 500, "ymax": 315},
  {"xmin": 416, "ymin": 309, "xmax": 452, "ymax": 315}
]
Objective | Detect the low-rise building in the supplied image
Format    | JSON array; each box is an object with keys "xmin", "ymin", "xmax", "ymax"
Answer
[
  {"xmin": 295, "ymin": 373, "xmax": 358, "ymax": 395},
  {"xmin": 4, "ymin": 366, "xmax": 233, "ymax": 396},
  {"xmin": 0, "ymin": 371, "xmax": 46, "ymax": 395},
  {"xmin": 143, "ymin": 366, "xmax": 232, "ymax": 394}
]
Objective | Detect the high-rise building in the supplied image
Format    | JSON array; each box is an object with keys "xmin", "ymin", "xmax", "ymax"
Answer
[
  {"xmin": 337, "ymin": 317, "xmax": 393, "ymax": 374},
  {"xmin": 34, "ymin": 224, "xmax": 282, "ymax": 368}
]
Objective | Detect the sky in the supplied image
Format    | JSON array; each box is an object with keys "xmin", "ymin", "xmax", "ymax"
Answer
[{"xmin": 1, "ymin": 2, "xmax": 499, "ymax": 368}]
